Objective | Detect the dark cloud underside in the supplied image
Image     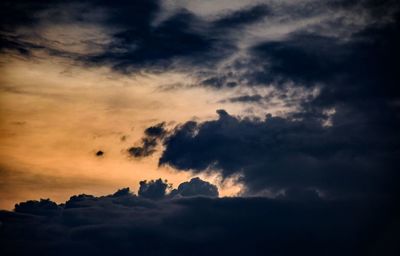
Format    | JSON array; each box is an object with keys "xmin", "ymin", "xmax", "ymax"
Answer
[{"xmin": 1, "ymin": 188, "xmax": 399, "ymax": 256}]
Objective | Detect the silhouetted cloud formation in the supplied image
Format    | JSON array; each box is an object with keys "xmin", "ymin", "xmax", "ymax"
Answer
[
  {"xmin": 128, "ymin": 138, "xmax": 158, "ymax": 157},
  {"xmin": 111, "ymin": 187, "xmax": 130, "ymax": 197},
  {"xmin": 160, "ymin": 109, "xmax": 399, "ymax": 200},
  {"xmin": 226, "ymin": 94, "xmax": 263, "ymax": 103},
  {"xmin": 14, "ymin": 198, "xmax": 60, "ymax": 216},
  {"xmin": 138, "ymin": 178, "xmax": 169, "ymax": 200},
  {"xmin": 170, "ymin": 177, "xmax": 219, "ymax": 197},
  {"xmin": 144, "ymin": 122, "xmax": 167, "ymax": 137},
  {"xmin": 1, "ymin": 184, "xmax": 399, "ymax": 256},
  {"xmin": 137, "ymin": 177, "xmax": 219, "ymax": 199},
  {"xmin": 128, "ymin": 122, "xmax": 166, "ymax": 158}
]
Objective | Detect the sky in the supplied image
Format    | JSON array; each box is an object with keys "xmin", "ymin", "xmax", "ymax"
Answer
[{"xmin": 0, "ymin": 0, "xmax": 399, "ymax": 255}]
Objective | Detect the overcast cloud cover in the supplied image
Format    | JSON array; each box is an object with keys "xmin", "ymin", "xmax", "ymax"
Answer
[{"xmin": 1, "ymin": 0, "xmax": 400, "ymax": 255}]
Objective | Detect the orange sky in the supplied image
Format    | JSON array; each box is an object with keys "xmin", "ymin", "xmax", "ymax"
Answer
[
  {"xmin": 0, "ymin": 52, "xmax": 247, "ymax": 209},
  {"xmin": 0, "ymin": 46, "xmax": 311, "ymax": 209}
]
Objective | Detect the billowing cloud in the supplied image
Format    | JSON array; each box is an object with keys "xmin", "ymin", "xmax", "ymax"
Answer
[
  {"xmin": 170, "ymin": 177, "xmax": 219, "ymax": 197},
  {"xmin": 137, "ymin": 177, "xmax": 219, "ymax": 199},
  {"xmin": 138, "ymin": 178, "xmax": 170, "ymax": 199},
  {"xmin": 159, "ymin": 109, "xmax": 399, "ymax": 199},
  {"xmin": 14, "ymin": 198, "xmax": 60, "ymax": 216}
]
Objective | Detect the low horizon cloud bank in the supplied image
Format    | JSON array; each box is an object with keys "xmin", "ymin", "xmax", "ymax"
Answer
[
  {"xmin": 11, "ymin": 177, "xmax": 219, "ymax": 211},
  {"xmin": 0, "ymin": 177, "xmax": 399, "ymax": 256}
]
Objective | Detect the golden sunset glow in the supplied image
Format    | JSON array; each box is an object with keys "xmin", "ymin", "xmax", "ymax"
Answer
[{"xmin": 0, "ymin": 52, "xmax": 256, "ymax": 209}]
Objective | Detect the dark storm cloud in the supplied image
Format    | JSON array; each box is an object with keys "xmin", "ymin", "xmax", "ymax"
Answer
[
  {"xmin": 128, "ymin": 138, "xmax": 158, "ymax": 158},
  {"xmin": 1, "ymin": 0, "xmax": 162, "ymax": 59},
  {"xmin": 194, "ymin": 0, "xmax": 400, "ymax": 89},
  {"xmin": 92, "ymin": 9, "xmax": 226, "ymax": 71},
  {"xmin": 0, "ymin": 0, "xmax": 56, "ymax": 30},
  {"xmin": 2, "ymin": 0, "xmax": 397, "ymax": 78},
  {"xmin": 249, "ymin": 18, "xmax": 400, "ymax": 96},
  {"xmin": 170, "ymin": 177, "xmax": 219, "ymax": 197},
  {"xmin": 1, "ymin": 186, "xmax": 399, "ymax": 255},
  {"xmin": 138, "ymin": 178, "xmax": 169, "ymax": 200},
  {"xmin": 137, "ymin": 177, "xmax": 219, "ymax": 199},
  {"xmin": 144, "ymin": 122, "xmax": 166, "ymax": 137},
  {"xmin": 0, "ymin": 0, "xmax": 236, "ymax": 70},
  {"xmin": 250, "ymin": 34, "xmax": 342, "ymax": 85},
  {"xmin": 128, "ymin": 122, "xmax": 166, "ymax": 158},
  {"xmin": 236, "ymin": 0, "xmax": 400, "ymax": 116},
  {"xmin": 221, "ymin": 92, "xmax": 285, "ymax": 104},
  {"xmin": 14, "ymin": 198, "xmax": 60, "ymax": 216},
  {"xmin": 159, "ymin": 109, "xmax": 400, "ymax": 199},
  {"xmin": 6, "ymin": 0, "xmax": 389, "ymax": 73},
  {"xmin": 111, "ymin": 187, "xmax": 130, "ymax": 197}
]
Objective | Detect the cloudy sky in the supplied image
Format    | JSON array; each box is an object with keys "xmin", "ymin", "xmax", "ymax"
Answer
[{"xmin": 0, "ymin": 0, "xmax": 399, "ymax": 255}]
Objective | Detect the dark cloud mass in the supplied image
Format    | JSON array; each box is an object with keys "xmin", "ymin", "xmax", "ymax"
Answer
[
  {"xmin": 14, "ymin": 198, "xmax": 60, "ymax": 216},
  {"xmin": 160, "ymin": 108, "xmax": 399, "ymax": 199},
  {"xmin": 128, "ymin": 122, "xmax": 166, "ymax": 158},
  {"xmin": 222, "ymin": 94, "xmax": 264, "ymax": 103},
  {"xmin": 128, "ymin": 138, "xmax": 158, "ymax": 157},
  {"xmin": 170, "ymin": 177, "xmax": 219, "ymax": 198},
  {"xmin": 1, "ymin": 186, "xmax": 399, "ymax": 256},
  {"xmin": 138, "ymin": 178, "xmax": 170, "ymax": 200},
  {"xmin": 137, "ymin": 177, "xmax": 219, "ymax": 199},
  {"xmin": 144, "ymin": 122, "xmax": 166, "ymax": 137}
]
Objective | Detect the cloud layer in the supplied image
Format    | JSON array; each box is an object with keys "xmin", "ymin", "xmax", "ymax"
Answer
[{"xmin": 1, "ymin": 181, "xmax": 399, "ymax": 256}]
